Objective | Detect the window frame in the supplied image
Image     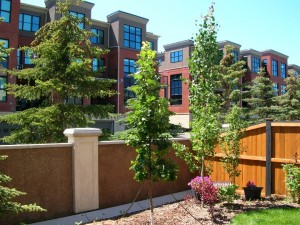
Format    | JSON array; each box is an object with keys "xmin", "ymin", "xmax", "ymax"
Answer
[
  {"xmin": 272, "ymin": 60, "xmax": 278, "ymax": 76},
  {"xmin": 281, "ymin": 84, "xmax": 286, "ymax": 95},
  {"xmin": 170, "ymin": 50, "xmax": 183, "ymax": 63},
  {"xmin": 0, "ymin": 0, "xmax": 11, "ymax": 23},
  {"xmin": 124, "ymin": 58, "xmax": 137, "ymax": 102},
  {"xmin": 272, "ymin": 83, "xmax": 279, "ymax": 95},
  {"xmin": 0, "ymin": 76, "xmax": 7, "ymax": 102},
  {"xmin": 0, "ymin": 38, "xmax": 9, "ymax": 68},
  {"xmin": 281, "ymin": 63, "xmax": 286, "ymax": 79},
  {"xmin": 170, "ymin": 74, "xmax": 182, "ymax": 105},
  {"xmin": 69, "ymin": 11, "xmax": 85, "ymax": 29},
  {"xmin": 92, "ymin": 58, "xmax": 105, "ymax": 72},
  {"xmin": 91, "ymin": 28, "xmax": 104, "ymax": 45},
  {"xmin": 19, "ymin": 13, "xmax": 41, "ymax": 32},
  {"xmin": 123, "ymin": 24, "xmax": 142, "ymax": 50},
  {"xmin": 252, "ymin": 57, "xmax": 260, "ymax": 73}
]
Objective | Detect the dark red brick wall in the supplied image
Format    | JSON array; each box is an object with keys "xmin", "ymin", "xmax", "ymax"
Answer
[
  {"xmin": 160, "ymin": 67, "xmax": 190, "ymax": 114},
  {"xmin": 0, "ymin": 0, "xmax": 20, "ymax": 111}
]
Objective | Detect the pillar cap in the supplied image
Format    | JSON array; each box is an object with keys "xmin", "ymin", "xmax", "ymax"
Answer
[{"xmin": 64, "ymin": 128, "xmax": 102, "ymax": 137}]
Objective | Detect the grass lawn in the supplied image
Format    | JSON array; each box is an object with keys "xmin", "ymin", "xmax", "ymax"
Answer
[{"xmin": 231, "ymin": 207, "xmax": 300, "ymax": 225}]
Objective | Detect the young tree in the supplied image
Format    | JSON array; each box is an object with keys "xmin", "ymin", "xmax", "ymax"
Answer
[
  {"xmin": 276, "ymin": 72, "xmax": 300, "ymax": 121},
  {"xmin": 174, "ymin": 3, "xmax": 221, "ymax": 178},
  {"xmin": 0, "ymin": 0, "xmax": 116, "ymax": 144},
  {"xmin": 125, "ymin": 42, "xmax": 177, "ymax": 224},
  {"xmin": 220, "ymin": 105, "xmax": 246, "ymax": 185},
  {"xmin": 0, "ymin": 155, "xmax": 45, "ymax": 218},
  {"xmin": 243, "ymin": 68, "xmax": 276, "ymax": 123},
  {"xmin": 216, "ymin": 45, "xmax": 246, "ymax": 113}
]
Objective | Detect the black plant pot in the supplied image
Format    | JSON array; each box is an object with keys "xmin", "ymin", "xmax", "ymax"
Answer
[{"xmin": 243, "ymin": 187, "xmax": 263, "ymax": 200}]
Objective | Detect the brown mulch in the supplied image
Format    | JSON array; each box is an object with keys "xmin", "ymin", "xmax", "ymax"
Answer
[{"xmin": 87, "ymin": 197, "xmax": 299, "ymax": 225}]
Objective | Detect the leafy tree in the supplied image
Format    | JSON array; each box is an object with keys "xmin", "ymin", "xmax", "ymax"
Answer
[
  {"xmin": 0, "ymin": 0, "xmax": 116, "ymax": 144},
  {"xmin": 173, "ymin": 3, "xmax": 221, "ymax": 177},
  {"xmin": 219, "ymin": 105, "xmax": 246, "ymax": 185},
  {"xmin": 216, "ymin": 45, "xmax": 246, "ymax": 113},
  {"xmin": 125, "ymin": 42, "xmax": 177, "ymax": 224},
  {"xmin": 276, "ymin": 72, "xmax": 300, "ymax": 121},
  {"xmin": 0, "ymin": 155, "xmax": 45, "ymax": 218},
  {"xmin": 243, "ymin": 68, "xmax": 276, "ymax": 123}
]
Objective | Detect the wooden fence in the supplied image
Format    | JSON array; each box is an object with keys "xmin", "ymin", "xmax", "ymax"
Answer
[{"xmin": 211, "ymin": 120, "xmax": 300, "ymax": 196}]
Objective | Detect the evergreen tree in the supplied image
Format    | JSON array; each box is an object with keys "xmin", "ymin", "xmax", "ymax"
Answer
[
  {"xmin": 243, "ymin": 68, "xmax": 276, "ymax": 123},
  {"xmin": 0, "ymin": 1, "xmax": 116, "ymax": 144},
  {"xmin": 0, "ymin": 155, "xmax": 45, "ymax": 218},
  {"xmin": 125, "ymin": 42, "xmax": 177, "ymax": 224},
  {"xmin": 276, "ymin": 72, "xmax": 300, "ymax": 120},
  {"xmin": 216, "ymin": 45, "xmax": 246, "ymax": 113}
]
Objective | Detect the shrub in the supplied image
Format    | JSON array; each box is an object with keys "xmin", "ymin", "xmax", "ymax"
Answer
[
  {"xmin": 218, "ymin": 184, "xmax": 239, "ymax": 203},
  {"xmin": 282, "ymin": 163, "xmax": 300, "ymax": 203},
  {"xmin": 188, "ymin": 176, "xmax": 218, "ymax": 216}
]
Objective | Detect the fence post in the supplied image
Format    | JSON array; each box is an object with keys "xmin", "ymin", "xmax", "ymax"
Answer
[
  {"xmin": 64, "ymin": 128, "xmax": 101, "ymax": 213},
  {"xmin": 265, "ymin": 118, "xmax": 273, "ymax": 197}
]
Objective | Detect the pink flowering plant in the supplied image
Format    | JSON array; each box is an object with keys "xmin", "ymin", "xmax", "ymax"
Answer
[
  {"xmin": 188, "ymin": 176, "xmax": 218, "ymax": 215},
  {"xmin": 246, "ymin": 180, "xmax": 256, "ymax": 188}
]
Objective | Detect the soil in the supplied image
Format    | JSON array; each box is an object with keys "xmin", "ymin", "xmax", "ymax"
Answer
[{"xmin": 87, "ymin": 196, "xmax": 300, "ymax": 225}]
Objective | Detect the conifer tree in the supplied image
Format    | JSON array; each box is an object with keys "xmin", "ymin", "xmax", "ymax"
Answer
[
  {"xmin": 125, "ymin": 42, "xmax": 177, "ymax": 224},
  {"xmin": 216, "ymin": 45, "xmax": 246, "ymax": 113},
  {"xmin": 243, "ymin": 68, "xmax": 276, "ymax": 123},
  {"xmin": 0, "ymin": 1, "xmax": 116, "ymax": 144},
  {"xmin": 276, "ymin": 72, "xmax": 300, "ymax": 120}
]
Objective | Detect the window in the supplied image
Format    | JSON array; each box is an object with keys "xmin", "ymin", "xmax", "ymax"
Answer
[
  {"xmin": 65, "ymin": 96, "xmax": 83, "ymax": 105},
  {"xmin": 149, "ymin": 41, "xmax": 154, "ymax": 50},
  {"xmin": 0, "ymin": 0, "xmax": 11, "ymax": 22},
  {"xmin": 69, "ymin": 11, "xmax": 85, "ymax": 29},
  {"xmin": 0, "ymin": 39, "xmax": 8, "ymax": 68},
  {"xmin": 232, "ymin": 50, "xmax": 238, "ymax": 62},
  {"xmin": 170, "ymin": 50, "xmax": 183, "ymax": 63},
  {"xmin": 24, "ymin": 50, "xmax": 33, "ymax": 65},
  {"xmin": 92, "ymin": 58, "xmax": 105, "ymax": 72},
  {"xmin": 124, "ymin": 58, "xmax": 137, "ymax": 102},
  {"xmin": 294, "ymin": 71, "xmax": 299, "ymax": 77},
  {"xmin": 170, "ymin": 74, "xmax": 182, "ymax": 105},
  {"xmin": 90, "ymin": 28, "xmax": 104, "ymax": 44},
  {"xmin": 281, "ymin": 63, "xmax": 286, "ymax": 79},
  {"xmin": 0, "ymin": 76, "xmax": 7, "ymax": 102},
  {"xmin": 19, "ymin": 13, "xmax": 40, "ymax": 32},
  {"xmin": 252, "ymin": 57, "xmax": 260, "ymax": 73},
  {"xmin": 272, "ymin": 60, "xmax": 278, "ymax": 76},
  {"xmin": 281, "ymin": 85, "xmax": 286, "ymax": 95},
  {"xmin": 123, "ymin": 25, "xmax": 141, "ymax": 50},
  {"xmin": 272, "ymin": 83, "xmax": 279, "ymax": 95}
]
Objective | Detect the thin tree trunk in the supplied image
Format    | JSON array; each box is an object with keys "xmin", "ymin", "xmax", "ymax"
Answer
[
  {"xmin": 149, "ymin": 179, "xmax": 154, "ymax": 225},
  {"xmin": 201, "ymin": 156, "xmax": 204, "ymax": 207}
]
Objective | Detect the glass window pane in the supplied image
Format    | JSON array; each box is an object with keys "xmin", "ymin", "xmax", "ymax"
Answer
[
  {"xmin": 32, "ymin": 16, "xmax": 39, "ymax": 24},
  {"xmin": 24, "ymin": 14, "xmax": 31, "ymax": 23},
  {"xmin": 1, "ymin": 11, "xmax": 9, "ymax": 22},
  {"xmin": 124, "ymin": 40, "xmax": 129, "ymax": 47},
  {"xmin": 2, "ymin": 0, "xmax": 11, "ymax": 11},
  {"xmin": 130, "ymin": 41, "xmax": 135, "ymax": 49},
  {"xmin": 136, "ymin": 43, "xmax": 140, "ymax": 50},
  {"xmin": 32, "ymin": 24, "xmax": 39, "ymax": 32},
  {"xmin": 124, "ymin": 25, "xmax": 129, "ymax": 32},
  {"xmin": 23, "ymin": 23, "xmax": 31, "ymax": 31},
  {"xmin": 136, "ymin": 28, "xmax": 141, "ymax": 35}
]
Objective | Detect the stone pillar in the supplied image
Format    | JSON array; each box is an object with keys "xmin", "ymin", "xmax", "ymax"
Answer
[{"xmin": 64, "ymin": 128, "xmax": 101, "ymax": 213}]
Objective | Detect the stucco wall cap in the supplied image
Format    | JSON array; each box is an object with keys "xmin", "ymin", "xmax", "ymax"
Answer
[{"xmin": 64, "ymin": 128, "xmax": 102, "ymax": 137}]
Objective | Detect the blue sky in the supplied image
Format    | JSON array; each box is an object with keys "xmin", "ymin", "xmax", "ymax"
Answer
[{"xmin": 21, "ymin": 0, "xmax": 300, "ymax": 65}]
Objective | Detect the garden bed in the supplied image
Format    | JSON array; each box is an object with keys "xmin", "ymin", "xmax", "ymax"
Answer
[{"xmin": 88, "ymin": 196, "xmax": 299, "ymax": 224}]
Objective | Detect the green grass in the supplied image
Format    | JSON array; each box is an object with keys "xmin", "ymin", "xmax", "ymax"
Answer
[{"xmin": 231, "ymin": 208, "xmax": 300, "ymax": 225}]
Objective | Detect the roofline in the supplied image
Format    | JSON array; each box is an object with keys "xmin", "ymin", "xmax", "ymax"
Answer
[
  {"xmin": 20, "ymin": 3, "xmax": 48, "ymax": 14},
  {"xmin": 240, "ymin": 49, "xmax": 262, "ymax": 57},
  {"xmin": 288, "ymin": 64, "xmax": 300, "ymax": 71},
  {"xmin": 163, "ymin": 40, "xmax": 194, "ymax": 51},
  {"xmin": 218, "ymin": 40, "xmax": 241, "ymax": 48},
  {"xmin": 91, "ymin": 19, "xmax": 110, "ymax": 28},
  {"xmin": 261, "ymin": 49, "xmax": 289, "ymax": 59},
  {"xmin": 146, "ymin": 32, "xmax": 160, "ymax": 39},
  {"xmin": 107, "ymin": 10, "xmax": 149, "ymax": 24}
]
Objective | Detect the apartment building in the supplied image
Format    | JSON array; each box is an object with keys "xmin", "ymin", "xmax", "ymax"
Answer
[
  {"xmin": 0, "ymin": 0, "xmax": 159, "ymax": 114},
  {"xmin": 158, "ymin": 39, "xmax": 299, "ymax": 128}
]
